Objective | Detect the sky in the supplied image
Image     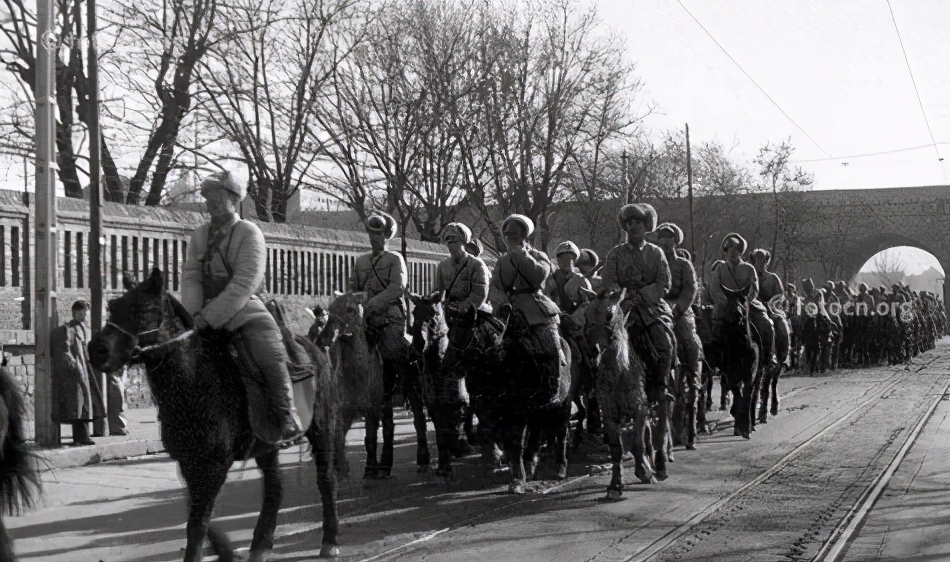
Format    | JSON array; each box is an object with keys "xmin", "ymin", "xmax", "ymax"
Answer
[
  {"xmin": 595, "ymin": 0, "xmax": 949, "ymax": 274},
  {"xmin": 3, "ymin": 0, "xmax": 947, "ymax": 274},
  {"xmin": 597, "ymin": 0, "xmax": 950, "ymax": 190}
]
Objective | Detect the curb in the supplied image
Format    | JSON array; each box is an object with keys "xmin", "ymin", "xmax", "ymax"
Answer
[{"xmin": 35, "ymin": 438, "xmax": 166, "ymax": 472}]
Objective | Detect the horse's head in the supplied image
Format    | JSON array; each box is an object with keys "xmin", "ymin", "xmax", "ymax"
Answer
[
  {"xmin": 409, "ymin": 291, "xmax": 445, "ymax": 336},
  {"xmin": 720, "ymin": 284, "xmax": 753, "ymax": 324},
  {"xmin": 318, "ymin": 291, "xmax": 367, "ymax": 348},
  {"xmin": 88, "ymin": 268, "xmax": 193, "ymax": 373},
  {"xmin": 580, "ymin": 288, "xmax": 628, "ymax": 359}
]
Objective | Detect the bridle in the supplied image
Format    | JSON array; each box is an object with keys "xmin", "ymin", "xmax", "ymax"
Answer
[{"xmin": 106, "ymin": 320, "xmax": 195, "ymax": 361}]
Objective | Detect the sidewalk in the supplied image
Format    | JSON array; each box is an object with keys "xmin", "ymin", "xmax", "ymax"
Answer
[
  {"xmin": 28, "ymin": 402, "xmax": 737, "ymax": 472},
  {"xmin": 31, "ymin": 408, "xmax": 165, "ymax": 472}
]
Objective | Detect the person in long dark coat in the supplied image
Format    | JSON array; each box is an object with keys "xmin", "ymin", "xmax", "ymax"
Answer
[{"xmin": 50, "ymin": 300, "xmax": 105, "ymax": 446}]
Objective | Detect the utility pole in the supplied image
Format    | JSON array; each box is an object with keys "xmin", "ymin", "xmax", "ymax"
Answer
[
  {"xmin": 87, "ymin": 0, "xmax": 110, "ymax": 438},
  {"xmin": 621, "ymin": 150, "xmax": 629, "ymax": 244},
  {"xmin": 34, "ymin": 0, "xmax": 59, "ymax": 446},
  {"xmin": 686, "ymin": 124, "xmax": 696, "ymax": 263},
  {"xmin": 88, "ymin": 0, "xmax": 103, "ymax": 335}
]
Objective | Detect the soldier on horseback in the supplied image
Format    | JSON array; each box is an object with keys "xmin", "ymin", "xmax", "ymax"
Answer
[
  {"xmin": 435, "ymin": 222, "xmax": 491, "ymax": 454},
  {"xmin": 601, "ymin": 203, "xmax": 674, "ymax": 478},
  {"xmin": 655, "ymin": 222, "xmax": 703, "ymax": 450},
  {"xmin": 488, "ymin": 214, "xmax": 567, "ymax": 370},
  {"xmin": 576, "ymin": 248, "xmax": 603, "ymax": 292},
  {"xmin": 349, "ymin": 212, "xmax": 419, "ymax": 402},
  {"xmin": 749, "ymin": 249, "xmax": 790, "ymax": 368},
  {"xmin": 183, "ymin": 171, "xmax": 304, "ymax": 446},
  {"xmin": 708, "ymin": 234, "xmax": 777, "ymax": 365},
  {"xmin": 545, "ymin": 241, "xmax": 592, "ymax": 314}
]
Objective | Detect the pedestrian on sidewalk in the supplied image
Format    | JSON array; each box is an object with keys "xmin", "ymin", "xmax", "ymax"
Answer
[
  {"xmin": 50, "ymin": 300, "xmax": 106, "ymax": 446},
  {"xmin": 94, "ymin": 366, "xmax": 129, "ymax": 437}
]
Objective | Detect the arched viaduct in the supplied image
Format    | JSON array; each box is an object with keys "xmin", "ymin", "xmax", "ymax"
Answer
[{"xmin": 545, "ymin": 184, "xmax": 950, "ymax": 305}]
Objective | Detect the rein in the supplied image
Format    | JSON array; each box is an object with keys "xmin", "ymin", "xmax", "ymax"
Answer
[{"xmin": 108, "ymin": 320, "xmax": 195, "ymax": 360}]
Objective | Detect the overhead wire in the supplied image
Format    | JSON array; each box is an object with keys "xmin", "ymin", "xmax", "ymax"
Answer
[
  {"xmin": 792, "ymin": 143, "xmax": 950, "ymax": 163},
  {"xmin": 886, "ymin": 0, "xmax": 947, "ymax": 180},
  {"xmin": 674, "ymin": 0, "xmax": 833, "ymax": 159}
]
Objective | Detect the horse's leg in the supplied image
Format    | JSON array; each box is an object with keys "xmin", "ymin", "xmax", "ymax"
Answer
[
  {"xmin": 719, "ymin": 371, "xmax": 729, "ymax": 410},
  {"xmin": 180, "ymin": 460, "xmax": 230, "ymax": 562},
  {"xmin": 379, "ymin": 400, "xmax": 396, "ymax": 478},
  {"xmin": 0, "ymin": 514, "xmax": 14, "ymax": 562},
  {"xmin": 604, "ymin": 417, "xmax": 625, "ymax": 499},
  {"xmin": 249, "ymin": 449, "xmax": 282, "ymax": 561},
  {"xmin": 652, "ymin": 399, "xmax": 670, "ymax": 480},
  {"xmin": 405, "ymin": 370, "xmax": 431, "ymax": 472},
  {"xmin": 554, "ymin": 408, "xmax": 570, "ymax": 480},
  {"xmin": 758, "ymin": 365, "xmax": 771, "ymax": 424},
  {"xmin": 363, "ymin": 409, "xmax": 380, "ymax": 479},
  {"xmin": 505, "ymin": 418, "xmax": 528, "ymax": 494},
  {"xmin": 770, "ymin": 365, "xmax": 781, "ymax": 417},
  {"xmin": 523, "ymin": 416, "xmax": 542, "ymax": 481},
  {"xmin": 308, "ymin": 424, "xmax": 342, "ymax": 558},
  {"xmin": 740, "ymin": 375, "xmax": 754, "ymax": 440}
]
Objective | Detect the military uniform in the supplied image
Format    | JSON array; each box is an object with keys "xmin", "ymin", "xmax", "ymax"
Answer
[
  {"xmin": 665, "ymin": 245, "xmax": 703, "ymax": 446},
  {"xmin": 489, "ymin": 244, "xmax": 564, "ymax": 365},
  {"xmin": 545, "ymin": 267, "xmax": 592, "ymax": 315},
  {"xmin": 708, "ymin": 253, "xmax": 776, "ymax": 363},
  {"xmin": 182, "ymin": 173, "xmax": 302, "ymax": 445},
  {"xmin": 349, "ymin": 241, "xmax": 416, "ymax": 394},
  {"xmin": 602, "ymin": 239, "xmax": 675, "ymax": 402}
]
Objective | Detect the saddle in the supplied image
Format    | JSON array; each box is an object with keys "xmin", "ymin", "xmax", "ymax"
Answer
[{"xmin": 229, "ymin": 308, "xmax": 320, "ymax": 446}]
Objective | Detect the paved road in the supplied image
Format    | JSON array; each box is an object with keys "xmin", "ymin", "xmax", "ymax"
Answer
[{"xmin": 7, "ymin": 341, "xmax": 950, "ymax": 562}]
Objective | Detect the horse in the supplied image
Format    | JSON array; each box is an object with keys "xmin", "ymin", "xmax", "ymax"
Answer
[
  {"xmin": 407, "ymin": 291, "xmax": 463, "ymax": 478},
  {"xmin": 315, "ymin": 292, "xmax": 400, "ymax": 479},
  {"xmin": 454, "ymin": 304, "xmax": 574, "ymax": 494},
  {"xmin": 801, "ymin": 310, "xmax": 837, "ymax": 375},
  {"xmin": 711, "ymin": 285, "xmax": 761, "ymax": 440},
  {"xmin": 757, "ymin": 295, "xmax": 791, "ymax": 424},
  {"xmin": 87, "ymin": 269, "xmax": 344, "ymax": 561},
  {"xmin": 0, "ymin": 362, "xmax": 42, "ymax": 562},
  {"xmin": 692, "ymin": 304, "xmax": 720, "ymax": 421},
  {"xmin": 576, "ymin": 288, "xmax": 655, "ymax": 500}
]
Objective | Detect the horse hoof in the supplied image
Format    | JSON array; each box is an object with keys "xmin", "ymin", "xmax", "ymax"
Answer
[
  {"xmin": 319, "ymin": 543, "xmax": 341, "ymax": 558},
  {"xmin": 771, "ymin": 407, "xmax": 778, "ymax": 417},
  {"xmin": 636, "ymin": 470, "xmax": 655, "ymax": 484},
  {"xmin": 556, "ymin": 465, "xmax": 568, "ymax": 480},
  {"xmin": 417, "ymin": 464, "xmax": 430, "ymax": 474},
  {"xmin": 362, "ymin": 469, "xmax": 377, "ymax": 479},
  {"xmin": 667, "ymin": 452, "xmax": 674, "ymax": 462},
  {"xmin": 742, "ymin": 432, "xmax": 751, "ymax": 440},
  {"xmin": 606, "ymin": 488, "xmax": 623, "ymax": 501},
  {"xmin": 247, "ymin": 548, "xmax": 273, "ymax": 562},
  {"xmin": 509, "ymin": 482, "xmax": 527, "ymax": 495},
  {"xmin": 373, "ymin": 471, "xmax": 393, "ymax": 480},
  {"xmin": 733, "ymin": 428, "xmax": 741, "ymax": 436},
  {"xmin": 686, "ymin": 443, "xmax": 696, "ymax": 451},
  {"xmin": 758, "ymin": 417, "xmax": 768, "ymax": 425},
  {"xmin": 655, "ymin": 470, "xmax": 668, "ymax": 481}
]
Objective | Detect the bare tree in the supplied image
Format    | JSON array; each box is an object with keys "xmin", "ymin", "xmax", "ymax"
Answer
[
  {"xmin": 105, "ymin": 0, "xmax": 225, "ymax": 205},
  {"xmin": 197, "ymin": 0, "xmax": 361, "ymax": 221},
  {"xmin": 312, "ymin": 0, "xmax": 483, "ymax": 248},
  {"xmin": 871, "ymin": 249, "xmax": 907, "ymax": 287},
  {"xmin": 754, "ymin": 138, "xmax": 814, "ymax": 256}
]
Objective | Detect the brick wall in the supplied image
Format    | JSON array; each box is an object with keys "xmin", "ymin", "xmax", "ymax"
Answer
[{"xmin": 1, "ymin": 189, "xmax": 448, "ymax": 419}]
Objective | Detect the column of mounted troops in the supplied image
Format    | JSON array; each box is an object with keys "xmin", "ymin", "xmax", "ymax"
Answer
[{"xmin": 312, "ymin": 202, "xmax": 950, "ymax": 493}]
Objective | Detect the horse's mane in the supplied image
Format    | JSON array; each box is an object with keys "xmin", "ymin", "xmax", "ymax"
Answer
[{"xmin": 603, "ymin": 302, "xmax": 631, "ymax": 374}]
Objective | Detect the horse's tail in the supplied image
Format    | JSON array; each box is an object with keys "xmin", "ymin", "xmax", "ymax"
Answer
[
  {"xmin": 206, "ymin": 524, "xmax": 235, "ymax": 562},
  {"xmin": 0, "ymin": 367, "xmax": 42, "ymax": 516}
]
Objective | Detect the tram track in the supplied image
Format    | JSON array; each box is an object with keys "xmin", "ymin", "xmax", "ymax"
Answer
[
  {"xmin": 812, "ymin": 377, "xmax": 950, "ymax": 562},
  {"xmin": 603, "ymin": 368, "xmax": 912, "ymax": 562},
  {"xmin": 351, "ymin": 360, "xmax": 927, "ymax": 562}
]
